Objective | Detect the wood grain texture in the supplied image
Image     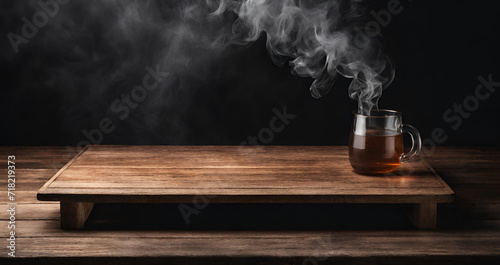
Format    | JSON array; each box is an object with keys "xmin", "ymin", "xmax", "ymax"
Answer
[
  {"xmin": 413, "ymin": 203, "xmax": 437, "ymax": 229},
  {"xmin": 9, "ymin": 232, "xmax": 500, "ymax": 257},
  {"xmin": 60, "ymin": 201, "xmax": 94, "ymax": 229},
  {"xmin": 37, "ymin": 145, "xmax": 454, "ymax": 205},
  {"xmin": 1, "ymin": 146, "xmax": 498, "ymax": 264}
]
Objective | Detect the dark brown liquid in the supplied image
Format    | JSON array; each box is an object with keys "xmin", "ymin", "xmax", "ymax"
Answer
[{"xmin": 349, "ymin": 130, "xmax": 404, "ymax": 174}]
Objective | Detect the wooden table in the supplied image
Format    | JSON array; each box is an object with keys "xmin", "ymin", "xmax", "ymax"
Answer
[
  {"xmin": 36, "ymin": 145, "xmax": 453, "ymax": 230},
  {"xmin": 1, "ymin": 146, "xmax": 499, "ymax": 264}
]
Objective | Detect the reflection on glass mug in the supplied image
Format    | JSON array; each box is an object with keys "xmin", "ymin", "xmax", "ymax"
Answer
[{"xmin": 349, "ymin": 109, "xmax": 422, "ymax": 174}]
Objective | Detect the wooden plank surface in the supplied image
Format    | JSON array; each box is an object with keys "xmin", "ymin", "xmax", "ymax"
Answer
[
  {"xmin": 1, "ymin": 146, "xmax": 499, "ymax": 264},
  {"xmin": 37, "ymin": 146, "xmax": 454, "ymax": 204}
]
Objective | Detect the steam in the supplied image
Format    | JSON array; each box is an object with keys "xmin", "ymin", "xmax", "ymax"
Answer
[
  {"xmin": 4, "ymin": 0, "xmax": 395, "ymax": 145},
  {"xmin": 55, "ymin": 0, "xmax": 394, "ymax": 116},
  {"xmin": 213, "ymin": 0, "xmax": 395, "ymax": 113}
]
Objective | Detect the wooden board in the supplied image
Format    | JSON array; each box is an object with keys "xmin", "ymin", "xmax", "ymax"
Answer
[
  {"xmin": 37, "ymin": 145, "xmax": 454, "ymax": 229},
  {"xmin": 2, "ymin": 146, "xmax": 498, "ymax": 264}
]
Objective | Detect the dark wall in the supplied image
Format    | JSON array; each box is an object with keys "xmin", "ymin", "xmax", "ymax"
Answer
[{"xmin": 1, "ymin": 0, "xmax": 499, "ymax": 147}]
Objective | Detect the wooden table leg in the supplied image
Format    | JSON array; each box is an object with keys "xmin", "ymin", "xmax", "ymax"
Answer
[
  {"xmin": 412, "ymin": 203, "xmax": 437, "ymax": 229},
  {"xmin": 60, "ymin": 201, "xmax": 94, "ymax": 229}
]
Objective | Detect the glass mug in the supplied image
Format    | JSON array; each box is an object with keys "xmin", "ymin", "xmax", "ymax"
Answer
[{"xmin": 349, "ymin": 109, "xmax": 422, "ymax": 174}]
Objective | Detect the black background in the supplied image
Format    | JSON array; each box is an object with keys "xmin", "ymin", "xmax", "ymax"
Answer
[{"xmin": 1, "ymin": 0, "xmax": 500, "ymax": 147}]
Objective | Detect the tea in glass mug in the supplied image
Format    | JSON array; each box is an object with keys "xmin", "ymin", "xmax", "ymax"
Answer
[{"xmin": 349, "ymin": 110, "xmax": 421, "ymax": 174}]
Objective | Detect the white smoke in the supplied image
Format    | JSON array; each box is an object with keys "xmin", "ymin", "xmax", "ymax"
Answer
[
  {"xmin": 212, "ymin": 0, "xmax": 395, "ymax": 114},
  {"xmin": 101, "ymin": 0, "xmax": 395, "ymax": 115},
  {"xmin": 4, "ymin": 0, "xmax": 395, "ymax": 145}
]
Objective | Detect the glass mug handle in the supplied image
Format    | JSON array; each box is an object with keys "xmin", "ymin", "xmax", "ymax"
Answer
[{"xmin": 401, "ymin": 124, "xmax": 422, "ymax": 162}]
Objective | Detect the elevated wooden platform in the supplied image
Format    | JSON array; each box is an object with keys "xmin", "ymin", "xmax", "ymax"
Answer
[{"xmin": 37, "ymin": 145, "xmax": 453, "ymax": 229}]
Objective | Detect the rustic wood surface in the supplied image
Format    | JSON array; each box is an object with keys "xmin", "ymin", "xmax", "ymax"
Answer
[
  {"xmin": 37, "ymin": 145, "xmax": 454, "ymax": 203},
  {"xmin": 1, "ymin": 146, "xmax": 499, "ymax": 264}
]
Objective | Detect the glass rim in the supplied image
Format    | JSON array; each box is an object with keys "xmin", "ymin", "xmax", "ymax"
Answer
[{"xmin": 352, "ymin": 109, "xmax": 402, "ymax": 118}]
